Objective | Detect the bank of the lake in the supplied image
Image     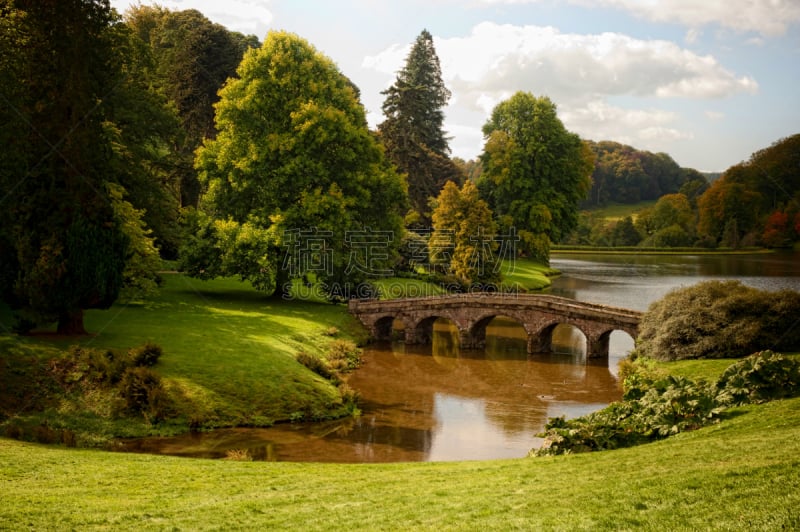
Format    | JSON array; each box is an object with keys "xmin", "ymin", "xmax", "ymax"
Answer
[
  {"xmin": 2, "ymin": 391, "xmax": 799, "ymax": 529},
  {"xmin": 0, "ymin": 274, "xmax": 370, "ymax": 446},
  {"xmin": 0, "ymin": 260, "xmax": 554, "ymax": 448}
]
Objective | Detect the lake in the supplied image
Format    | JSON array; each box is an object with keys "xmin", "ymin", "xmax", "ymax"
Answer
[{"xmin": 118, "ymin": 250, "xmax": 800, "ymax": 462}]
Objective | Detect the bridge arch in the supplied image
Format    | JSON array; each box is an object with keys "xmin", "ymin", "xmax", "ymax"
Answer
[
  {"xmin": 467, "ymin": 313, "xmax": 531, "ymax": 350},
  {"xmin": 348, "ymin": 294, "xmax": 641, "ymax": 359}
]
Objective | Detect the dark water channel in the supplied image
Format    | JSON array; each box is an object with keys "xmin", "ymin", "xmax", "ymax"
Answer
[{"xmin": 120, "ymin": 251, "xmax": 800, "ymax": 463}]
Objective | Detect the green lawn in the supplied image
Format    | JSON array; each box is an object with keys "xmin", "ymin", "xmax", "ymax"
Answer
[
  {"xmin": 501, "ymin": 257, "xmax": 558, "ymax": 291},
  {"xmin": 0, "ymin": 274, "xmax": 367, "ymax": 444},
  {"xmin": 1, "ymin": 395, "xmax": 798, "ymax": 530},
  {"xmin": 2, "ymin": 275, "xmax": 799, "ymax": 528}
]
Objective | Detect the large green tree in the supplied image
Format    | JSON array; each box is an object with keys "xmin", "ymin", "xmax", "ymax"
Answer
[
  {"xmin": 193, "ymin": 31, "xmax": 407, "ymax": 298},
  {"xmin": 478, "ymin": 92, "xmax": 594, "ymax": 263},
  {"xmin": 0, "ymin": 0, "xmax": 129, "ymax": 334},
  {"xmin": 378, "ymin": 29, "xmax": 461, "ymax": 224},
  {"xmin": 123, "ymin": 5, "xmax": 259, "ymax": 209}
]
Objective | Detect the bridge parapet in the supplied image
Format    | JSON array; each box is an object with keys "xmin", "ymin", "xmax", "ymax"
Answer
[{"xmin": 348, "ymin": 294, "xmax": 642, "ymax": 358}]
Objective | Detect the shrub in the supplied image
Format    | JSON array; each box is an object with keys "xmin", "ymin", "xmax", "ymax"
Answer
[
  {"xmin": 225, "ymin": 449, "xmax": 253, "ymax": 461},
  {"xmin": 715, "ymin": 350, "xmax": 800, "ymax": 406},
  {"xmin": 637, "ymin": 281, "xmax": 800, "ymax": 361},
  {"xmin": 295, "ymin": 351, "xmax": 332, "ymax": 380},
  {"xmin": 326, "ymin": 339, "xmax": 362, "ymax": 371},
  {"xmin": 129, "ymin": 341, "xmax": 163, "ymax": 367},
  {"xmin": 118, "ymin": 366, "xmax": 169, "ymax": 422}
]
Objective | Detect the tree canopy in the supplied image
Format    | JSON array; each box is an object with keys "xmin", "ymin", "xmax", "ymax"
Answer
[
  {"xmin": 123, "ymin": 5, "xmax": 259, "ymax": 209},
  {"xmin": 478, "ymin": 92, "xmax": 593, "ymax": 262},
  {"xmin": 0, "ymin": 0, "xmax": 131, "ymax": 333},
  {"xmin": 378, "ymin": 29, "xmax": 461, "ymax": 224},
  {"xmin": 430, "ymin": 181, "xmax": 499, "ymax": 287},
  {"xmin": 584, "ymin": 141, "xmax": 694, "ymax": 207},
  {"xmin": 696, "ymin": 134, "xmax": 800, "ymax": 247},
  {"xmin": 193, "ymin": 31, "xmax": 407, "ymax": 298}
]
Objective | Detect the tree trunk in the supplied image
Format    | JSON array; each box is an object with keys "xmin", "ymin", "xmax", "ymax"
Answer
[{"xmin": 57, "ymin": 309, "xmax": 87, "ymax": 335}]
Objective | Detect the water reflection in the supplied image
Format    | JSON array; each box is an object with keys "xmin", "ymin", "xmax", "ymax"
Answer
[
  {"xmin": 549, "ymin": 251, "xmax": 800, "ymax": 311},
  {"xmin": 118, "ymin": 317, "xmax": 624, "ymax": 463}
]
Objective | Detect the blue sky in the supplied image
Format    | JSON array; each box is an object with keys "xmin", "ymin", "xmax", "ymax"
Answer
[{"xmin": 111, "ymin": 0, "xmax": 800, "ymax": 172}]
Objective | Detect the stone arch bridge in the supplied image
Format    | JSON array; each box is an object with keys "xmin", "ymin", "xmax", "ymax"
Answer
[{"xmin": 348, "ymin": 294, "xmax": 642, "ymax": 358}]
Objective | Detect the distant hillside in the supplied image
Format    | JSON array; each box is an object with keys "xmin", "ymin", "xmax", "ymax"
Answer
[
  {"xmin": 702, "ymin": 172, "xmax": 723, "ymax": 183},
  {"xmin": 582, "ymin": 140, "xmax": 705, "ymax": 207}
]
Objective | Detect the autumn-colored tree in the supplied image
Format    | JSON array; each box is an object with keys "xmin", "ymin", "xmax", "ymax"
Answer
[
  {"xmin": 762, "ymin": 211, "xmax": 791, "ymax": 248},
  {"xmin": 430, "ymin": 181, "xmax": 499, "ymax": 286},
  {"xmin": 697, "ymin": 169, "xmax": 762, "ymax": 247}
]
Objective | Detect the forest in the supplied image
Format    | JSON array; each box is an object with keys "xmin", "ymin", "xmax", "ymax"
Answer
[{"xmin": 1, "ymin": 0, "xmax": 799, "ymax": 336}]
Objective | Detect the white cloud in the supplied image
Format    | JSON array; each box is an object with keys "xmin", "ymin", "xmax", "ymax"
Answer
[
  {"xmin": 704, "ymin": 110, "xmax": 725, "ymax": 121},
  {"xmin": 587, "ymin": 0, "xmax": 800, "ymax": 37},
  {"xmin": 364, "ymin": 22, "xmax": 756, "ymax": 158},
  {"xmin": 560, "ymin": 100, "xmax": 692, "ymax": 150},
  {"xmin": 365, "ymin": 22, "xmax": 758, "ymax": 105},
  {"xmin": 478, "ymin": 0, "xmax": 800, "ymax": 37}
]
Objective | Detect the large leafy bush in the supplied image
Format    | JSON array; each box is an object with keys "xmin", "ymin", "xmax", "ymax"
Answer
[
  {"xmin": 637, "ymin": 280, "xmax": 800, "ymax": 361},
  {"xmin": 533, "ymin": 351, "xmax": 800, "ymax": 456}
]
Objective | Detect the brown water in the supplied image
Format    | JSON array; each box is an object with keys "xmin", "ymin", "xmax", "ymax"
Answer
[{"xmin": 119, "ymin": 318, "xmax": 628, "ymax": 462}]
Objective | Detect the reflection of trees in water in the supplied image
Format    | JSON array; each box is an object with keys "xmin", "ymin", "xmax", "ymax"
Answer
[{"xmin": 407, "ymin": 317, "xmax": 622, "ymax": 439}]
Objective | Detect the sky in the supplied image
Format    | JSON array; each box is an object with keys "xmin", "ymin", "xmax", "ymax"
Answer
[{"xmin": 110, "ymin": 0, "xmax": 800, "ymax": 172}]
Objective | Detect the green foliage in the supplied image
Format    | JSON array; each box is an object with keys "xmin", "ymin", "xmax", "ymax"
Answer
[
  {"xmin": 106, "ymin": 183, "xmax": 163, "ymax": 301},
  {"xmin": 179, "ymin": 211, "xmax": 280, "ymax": 292},
  {"xmin": 123, "ymin": 5, "xmax": 260, "ymax": 208},
  {"xmin": 535, "ymin": 351, "xmax": 800, "ymax": 457},
  {"xmin": 296, "ymin": 339, "xmax": 362, "ymax": 385},
  {"xmin": 118, "ymin": 366, "xmax": 169, "ymax": 421},
  {"xmin": 715, "ymin": 350, "xmax": 800, "ymax": 406},
  {"xmin": 430, "ymin": 181, "xmax": 500, "ymax": 286},
  {"xmin": 129, "ymin": 341, "xmax": 163, "ymax": 368},
  {"xmin": 479, "ymin": 92, "xmax": 594, "ymax": 261},
  {"xmin": 378, "ymin": 29, "xmax": 461, "ymax": 223},
  {"xmin": 0, "ymin": 1, "xmax": 132, "ymax": 334},
  {"xmin": 584, "ymin": 141, "xmax": 693, "ymax": 207},
  {"xmin": 196, "ymin": 31, "xmax": 407, "ymax": 296},
  {"xmin": 638, "ymin": 280, "xmax": 800, "ymax": 361}
]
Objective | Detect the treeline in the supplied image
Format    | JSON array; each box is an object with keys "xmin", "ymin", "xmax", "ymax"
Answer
[
  {"xmin": 2, "ymin": 1, "xmax": 796, "ymax": 336},
  {"xmin": 582, "ymin": 141, "xmax": 708, "ymax": 207},
  {"xmin": 566, "ymin": 134, "xmax": 800, "ymax": 249},
  {"xmin": 0, "ymin": 1, "xmax": 260, "ymax": 333}
]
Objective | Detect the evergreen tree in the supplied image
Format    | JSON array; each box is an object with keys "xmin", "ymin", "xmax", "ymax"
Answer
[
  {"xmin": 378, "ymin": 29, "xmax": 461, "ymax": 224},
  {"xmin": 0, "ymin": 0, "xmax": 129, "ymax": 334}
]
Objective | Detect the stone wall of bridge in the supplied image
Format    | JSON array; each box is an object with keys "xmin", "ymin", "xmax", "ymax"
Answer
[{"xmin": 348, "ymin": 294, "xmax": 641, "ymax": 358}]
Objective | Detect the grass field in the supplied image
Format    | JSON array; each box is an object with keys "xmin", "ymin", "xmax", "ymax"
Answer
[
  {"xmin": 0, "ymin": 263, "xmax": 554, "ymax": 445},
  {"xmin": 0, "ymin": 275, "xmax": 367, "ymax": 444},
  {"xmin": 1, "ymin": 395, "xmax": 798, "ymax": 529},
  {"xmin": 2, "ymin": 272, "xmax": 799, "ymax": 528}
]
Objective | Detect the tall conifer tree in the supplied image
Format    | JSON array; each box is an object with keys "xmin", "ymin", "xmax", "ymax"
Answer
[{"xmin": 379, "ymin": 29, "xmax": 462, "ymax": 225}]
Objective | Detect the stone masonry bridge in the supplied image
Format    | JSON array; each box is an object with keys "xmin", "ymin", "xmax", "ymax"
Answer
[{"xmin": 348, "ymin": 294, "xmax": 642, "ymax": 358}]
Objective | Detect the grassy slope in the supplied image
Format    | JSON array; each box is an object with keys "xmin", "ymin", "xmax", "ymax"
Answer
[
  {"xmin": 1, "ymin": 396, "xmax": 798, "ymax": 529},
  {"xmin": 0, "ymin": 275, "xmax": 367, "ymax": 440}
]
